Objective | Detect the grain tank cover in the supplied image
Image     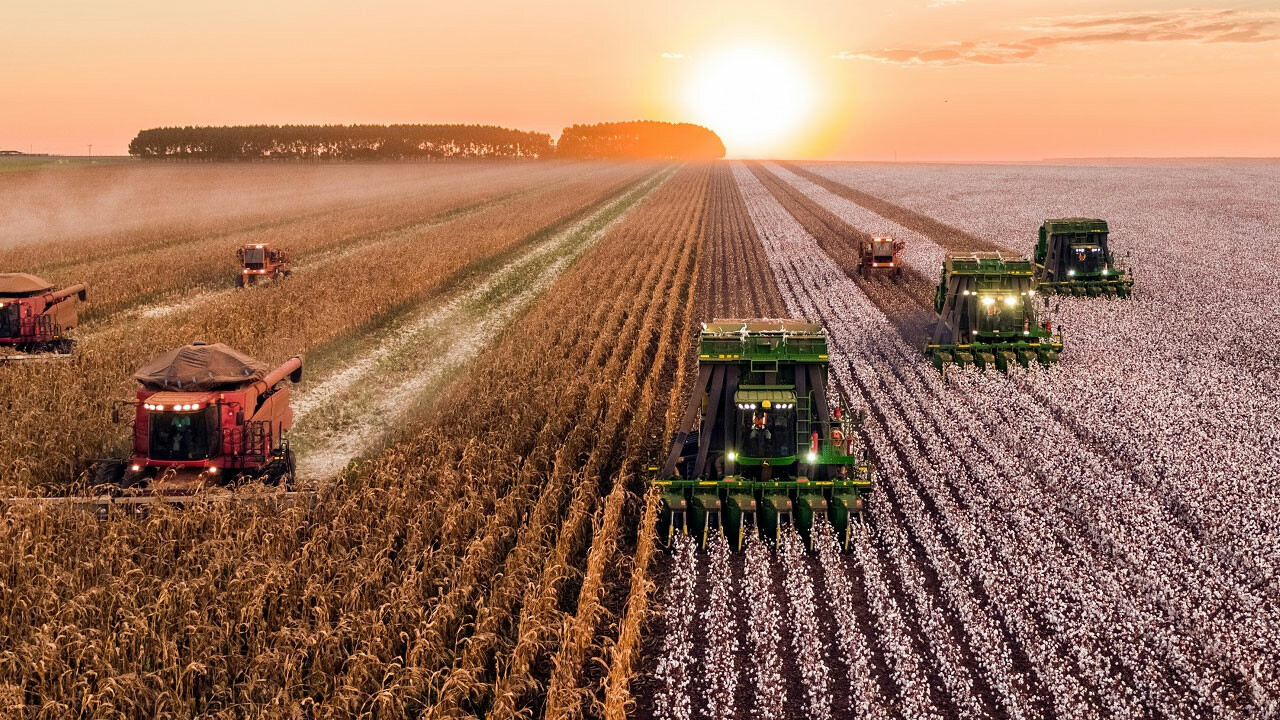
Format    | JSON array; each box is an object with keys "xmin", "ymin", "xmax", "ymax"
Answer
[
  {"xmin": 134, "ymin": 342, "xmax": 270, "ymax": 391},
  {"xmin": 0, "ymin": 273, "xmax": 55, "ymax": 297}
]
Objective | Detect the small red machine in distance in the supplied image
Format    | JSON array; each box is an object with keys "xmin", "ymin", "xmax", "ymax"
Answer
[
  {"xmin": 857, "ymin": 236, "xmax": 905, "ymax": 280},
  {"xmin": 91, "ymin": 342, "xmax": 303, "ymax": 494},
  {"xmin": 236, "ymin": 244, "xmax": 292, "ymax": 287},
  {"xmin": 0, "ymin": 273, "xmax": 87, "ymax": 360}
]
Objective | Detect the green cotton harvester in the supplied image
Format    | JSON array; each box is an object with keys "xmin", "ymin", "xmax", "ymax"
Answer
[
  {"xmin": 1034, "ymin": 218, "xmax": 1133, "ymax": 297},
  {"xmin": 926, "ymin": 252, "xmax": 1063, "ymax": 372},
  {"xmin": 651, "ymin": 319, "xmax": 874, "ymax": 551}
]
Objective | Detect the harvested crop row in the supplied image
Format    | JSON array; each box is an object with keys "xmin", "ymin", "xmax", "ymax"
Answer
[
  {"xmin": 0, "ymin": 164, "xmax": 655, "ymax": 492},
  {"xmin": 745, "ymin": 163, "xmax": 936, "ymax": 347}
]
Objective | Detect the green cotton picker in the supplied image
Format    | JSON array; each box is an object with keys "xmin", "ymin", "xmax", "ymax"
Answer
[
  {"xmin": 926, "ymin": 252, "xmax": 1064, "ymax": 372},
  {"xmin": 1034, "ymin": 218, "xmax": 1134, "ymax": 297},
  {"xmin": 650, "ymin": 319, "xmax": 874, "ymax": 551}
]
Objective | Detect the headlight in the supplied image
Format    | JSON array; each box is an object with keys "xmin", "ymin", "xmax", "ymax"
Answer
[
  {"xmin": 1068, "ymin": 270, "xmax": 1076, "ymax": 276},
  {"xmin": 981, "ymin": 296, "xmax": 995, "ymax": 306},
  {"xmin": 727, "ymin": 450, "xmax": 736, "ymax": 461},
  {"xmin": 1003, "ymin": 296, "xmax": 1017, "ymax": 307},
  {"xmin": 806, "ymin": 451, "xmax": 817, "ymax": 463}
]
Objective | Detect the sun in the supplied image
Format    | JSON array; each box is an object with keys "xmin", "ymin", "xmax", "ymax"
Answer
[{"xmin": 683, "ymin": 44, "xmax": 816, "ymax": 158}]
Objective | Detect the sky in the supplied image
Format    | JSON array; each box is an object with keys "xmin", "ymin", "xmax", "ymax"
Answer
[{"xmin": 2, "ymin": 0, "xmax": 1278, "ymax": 160}]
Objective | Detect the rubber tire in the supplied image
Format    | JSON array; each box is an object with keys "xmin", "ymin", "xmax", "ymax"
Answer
[{"xmin": 87, "ymin": 460, "xmax": 126, "ymax": 490}]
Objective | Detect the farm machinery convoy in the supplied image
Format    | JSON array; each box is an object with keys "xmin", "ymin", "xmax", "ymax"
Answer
[
  {"xmin": 0, "ymin": 273, "xmax": 86, "ymax": 361},
  {"xmin": 652, "ymin": 319, "xmax": 875, "ymax": 551}
]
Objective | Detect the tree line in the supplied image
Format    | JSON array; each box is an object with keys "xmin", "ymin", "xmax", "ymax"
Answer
[
  {"xmin": 555, "ymin": 121, "xmax": 725, "ymax": 159},
  {"xmin": 128, "ymin": 121, "xmax": 725, "ymax": 161}
]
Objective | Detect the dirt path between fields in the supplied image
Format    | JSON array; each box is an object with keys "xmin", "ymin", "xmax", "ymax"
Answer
[{"xmin": 290, "ymin": 167, "xmax": 675, "ymax": 480}]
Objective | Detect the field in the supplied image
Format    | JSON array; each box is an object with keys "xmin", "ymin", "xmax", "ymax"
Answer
[{"xmin": 1, "ymin": 159, "xmax": 1278, "ymax": 718}]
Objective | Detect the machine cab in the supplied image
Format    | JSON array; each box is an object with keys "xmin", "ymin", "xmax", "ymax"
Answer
[
  {"xmin": 0, "ymin": 300, "xmax": 21, "ymax": 340},
  {"xmin": 240, "ymin": 244, "xmax": 268, "ymax": 270},
  {"xmin": 870, "ymin": 237, "xmax": 896, "ymax": 266},
  {"xmin": 138, "ymin": 392, "xmax": 222, "ymax": 462},
  {"xmin": 736, "ymin": 392, "xmax": 797, "ymax": 460}
]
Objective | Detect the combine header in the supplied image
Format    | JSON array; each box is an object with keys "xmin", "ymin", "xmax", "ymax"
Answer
[
  {"xmin": 0, "ymin": 273, "xmax": 87, "ymax": 361},
  {"xmin": 652, "ymin": 319, "xmax": 874, "ymax": 550},
  {"xmin": 927, "ymin": 252, "xmax": 1063, "ymax": 372},
  {"xmin": 237, "ymin": 244, "xmax": 292, "ymax": 287},
  {"xmin": 88, "ymin": 342, "xmax": 302, "ymax": 496},
  {"xmin": 857, "ymin": 236, "xmax": 904, "ymax": 280},
  {"xmin": 1034, "ymin": 218, "xmax": 1133, "ymax": 297}
]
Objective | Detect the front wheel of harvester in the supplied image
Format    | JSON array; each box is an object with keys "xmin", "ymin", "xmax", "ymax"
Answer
[{"xmin": 86, "ymin": 460, "xmax": 126, "ymax": 491}]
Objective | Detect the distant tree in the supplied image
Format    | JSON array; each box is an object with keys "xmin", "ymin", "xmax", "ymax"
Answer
[
  {"xmin": 556, "ymin": 121, "xmax": 725, "ymax": 160},
  {"xmin": 128, "ymin": 124, "xmax": 553, "ymax": 161}
]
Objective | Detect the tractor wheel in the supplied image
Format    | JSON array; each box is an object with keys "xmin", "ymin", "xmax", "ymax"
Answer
[
  {"xmin": 87, "ymin": 460, "xmax": 126, "ymax": 490},
  {"xmin": 237, "ymin": 276, "xmax": 247, "ymax": 288}
]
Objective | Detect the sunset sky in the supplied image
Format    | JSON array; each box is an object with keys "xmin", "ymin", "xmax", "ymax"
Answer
[{"xmin": 3, "ymin": 0, "xmax": 1278, "ymax": 160}]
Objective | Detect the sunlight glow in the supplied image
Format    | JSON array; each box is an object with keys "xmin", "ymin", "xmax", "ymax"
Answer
[{"xmin": 683, "ymin": 44, "xmax": 816, "ymax": 158}]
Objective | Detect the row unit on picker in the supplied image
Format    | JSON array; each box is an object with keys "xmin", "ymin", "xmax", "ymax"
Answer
[
  {"xmin": 927, "ymin": 252, "xmax": 1063, "ymax": 372},
  {"xmin": 0, "ymin": 273, "xmax": 87, "ymax": 361},
  {"xmin": 651, "ymin": 319, "xmax": 874, "ymax": 551}
]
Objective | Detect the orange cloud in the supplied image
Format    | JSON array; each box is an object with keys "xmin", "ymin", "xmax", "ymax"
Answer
[{"xmin": 838, "ymin": 8, "xmax": 1280, "ymax": 66}]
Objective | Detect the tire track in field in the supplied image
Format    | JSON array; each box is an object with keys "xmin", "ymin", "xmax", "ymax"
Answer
[
  {"xmin": 81, "ymin": 169, "xmax": 613, "ymax": 333},
  {"xmin": 290, "ymin": 168, "xmax": 675, "ymax": 480},
  {"xmin": 745, "ymin": 163, "xmax": 937, "ymax": 349}
]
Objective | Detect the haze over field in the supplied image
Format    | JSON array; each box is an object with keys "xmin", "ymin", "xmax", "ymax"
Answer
[{"xmin": 3, "ymin": 1, "xmax": 1278, "ymax": 160}]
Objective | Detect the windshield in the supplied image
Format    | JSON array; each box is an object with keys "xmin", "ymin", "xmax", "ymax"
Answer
[
  {"xmin": 149, "ymin": 407, "xmax": 220, "ymax": 461},
  {"xmin": 740, "ymin": 407, "xmax": 797, "ymax": 458},
  {"xmin": 976, "ymin": 293, "xmax": 1032, "ymax": 335},
  {"xmin": 243, "ymin": 247, "xmax": 265, "ymax": 266},
  {"xmin": 872, "ymin": 242, "xmax": 894, "ymax": 262},
  {"xmin": 0, "ymin": 304, "xmax": 17, "ymax": 338},
  {"xmin": 1069, "ymin": 245, "xmax": 1105, "ymax": 274}
]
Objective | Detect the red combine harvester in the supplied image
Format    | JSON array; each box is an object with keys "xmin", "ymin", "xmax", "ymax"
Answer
[
  {"xmin": 0, "ymin": 273, "xmax": 87, "ymax": 360},
  {"xmin": 236, "ymin": 244, "xmax": 292, "ymax": 287},
  {"xmin": 857, "ymin": 236, "xmax": 905, "ymax": 280},
  {"xmin": 90, "ymin": 342, "xmax": 302, "ymax": 495}
]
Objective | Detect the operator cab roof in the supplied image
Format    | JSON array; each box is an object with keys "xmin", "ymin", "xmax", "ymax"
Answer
[{"xmin": 0, "ymin": 273, "xmax": 54, "ymax": 297}]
